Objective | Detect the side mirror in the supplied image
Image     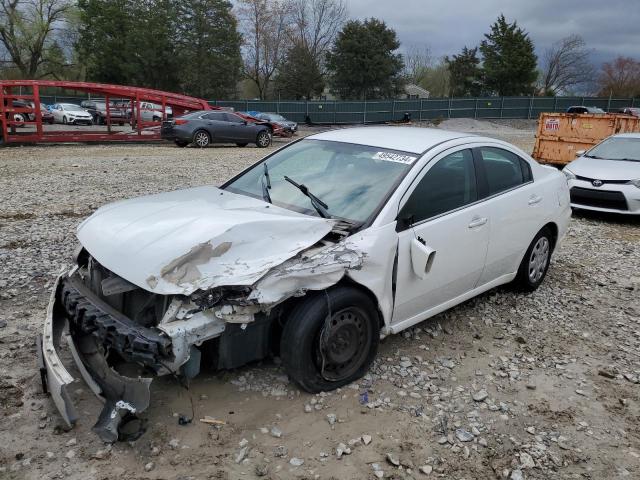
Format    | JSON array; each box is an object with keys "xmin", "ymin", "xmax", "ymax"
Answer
[{"xmin": 575, "ymin": 150, "xmax": 585, "ymax": 157}]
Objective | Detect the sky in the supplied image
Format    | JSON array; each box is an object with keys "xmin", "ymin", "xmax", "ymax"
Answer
[{"xmin": 345, "ymin": 0, "xmax": 640, "ymax": 66}]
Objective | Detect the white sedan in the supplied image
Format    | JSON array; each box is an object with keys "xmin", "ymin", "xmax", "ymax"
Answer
[
  {"xmin": 40, "ymin": 127, "xmax": 570, "ymax": 441},
  {"xmin": 563, "ymin": 133, "xmax": 640, "ymax": 214},
  {"xmin": 50, "ymin": 103, "xmax": 94, "ymax": 125}
]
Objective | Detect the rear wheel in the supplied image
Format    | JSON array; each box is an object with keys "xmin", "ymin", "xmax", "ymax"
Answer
[
  {"xmin": 281, "ymin": 286, "xmax": 379, "ymax": 393},
  {"xmin": 193, "ymin": 130, "xmax": 210, "ymax": 148},
  {"xmin": 514, "ymin": 227, "xmax": 553, "ymax": 291},
  {"xmin": 256, "ymin": 130, "xmax": 271, "ymax": 148},
  {"xmin": 174, "ymin": 140, "xmax": 189, "ymax": 148}
]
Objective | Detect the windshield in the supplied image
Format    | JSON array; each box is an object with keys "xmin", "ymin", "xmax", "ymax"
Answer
[
  {"xmin": 63, "ymin": 104, "xmax": 85, "ymax": 111},
  {"xmin": 587, "ymin": 137, "xmax": 640, "ymax": 161},
  {"xmin": 225, "ymin": 139, "xmax": 415, "ymax": 223}
]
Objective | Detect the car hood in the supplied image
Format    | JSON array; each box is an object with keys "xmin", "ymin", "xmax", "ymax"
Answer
[
  {"xmin": 68, "ymin": 111, "xmax": 92, "ymax": 117},
  {"xmin": 567, "ymin": 156, "xmax": 640, "ymax": 180},
  {"xmin": 77, "ymin": 186, "xmax": 335, "ymax": 295}
]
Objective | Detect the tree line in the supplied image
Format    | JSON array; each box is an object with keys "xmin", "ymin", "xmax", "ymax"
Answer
[{"xmin": 1, "ymin": 0, "xmax": 639, "ymax": 100}]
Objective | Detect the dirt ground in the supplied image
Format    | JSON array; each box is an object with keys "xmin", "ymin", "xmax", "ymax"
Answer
[{"xmin": 1, "ymin": 121, "xmax": 639, "ymax": 480}]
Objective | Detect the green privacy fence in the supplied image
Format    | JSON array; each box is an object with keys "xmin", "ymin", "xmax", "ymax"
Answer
[
  {"xmin": 211, "ymin": 96, "xmax": 639, "ymax": 124},
  {"xmin": 37, "ymin": 94, "xmax": 638, "ymax": 124}
]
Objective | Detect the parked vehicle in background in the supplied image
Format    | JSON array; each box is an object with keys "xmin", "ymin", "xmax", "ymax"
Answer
[
  {"xmin": 80, "ymin": 100, "xmax": 127, "ymax": 125},
  {"xmin": 50, "ymin": 103, "xmax": 94, "ymax": 125},
  {"xmin": 161, "ymin": 110, "xmax": 272, "ymax": 148},
  {"xmin": 566, "ymin": 106, "xmax": 606, "ymax": 114},
  {"xmin": 41, "ymin": 126, "xmax": 570, "ymax": 441},
  {"xmin": 563, "ymin": 133, "xmax": 640, "ymax": 215},
  {"xmin": 255, "ymin": 112, "xmax": 298, "ymax": 134},
  {"xmin": 120, "ymin": 100, "xmax": 173, "ymax": 122},
  {"xmin": 617, "ymin": 107, "xmax": 640, "ymax": 117}
]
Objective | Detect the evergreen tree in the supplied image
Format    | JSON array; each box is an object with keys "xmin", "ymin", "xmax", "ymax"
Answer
[
  {"xmin": 274, "ymin": 43, "xmax": 324, "ymax": 99},
  {"xmin": 479, "ymin": 14, "xmax": 537, "ymax": 95},
  {"xmin": 446, "ymin": 47, "xmax": 483, "ymax": 96},
  {"xmin": 176, "ymin": 0, "xmax": 243, "ymax": 99},
  {"xmin": 326, "ymin": 18, "xmax": 404, "ymax": 99}
]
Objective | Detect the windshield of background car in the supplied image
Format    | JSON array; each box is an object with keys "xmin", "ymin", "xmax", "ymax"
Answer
[
  {"xmin": 587, "ymin": 137, "xmax": 640, "ymax": 161},
  {"xmin": 64, "ymin": 104, "xmax": 85, "ymax": 111},
  {"xmin": 225, "ymin": 139, "xmax": 416, "ymax": 223},
  {"xmin": 267, "ymin": 114, "xmax": 286, "ymax": 121}
]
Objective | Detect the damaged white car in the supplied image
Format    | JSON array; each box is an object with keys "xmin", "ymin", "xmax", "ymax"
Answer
[{"xmin": 39, "ymin": 127, "xmax": 571, "ymax": 441}]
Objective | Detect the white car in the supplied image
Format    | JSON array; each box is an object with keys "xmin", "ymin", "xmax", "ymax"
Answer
[
  {"xmin": 40, "ymin": 127, "xmax": 570, "ymax": 441},
  {"xmin": 50, "ymin": 103, "xmax": 94, "ymax": 125},
  {"xmin": 563, "ymin": 133, "xmax": 640, "ymax": 214}
]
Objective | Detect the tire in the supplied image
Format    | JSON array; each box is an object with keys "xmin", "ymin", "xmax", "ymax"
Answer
[
  {"xmin": 236, "ymin": 142, "xmax": 248, "ymax": 147},
  {"xmin": 192, "ymin": 130, "xmax": 211, "ymax": 148},
  {"xmin": 153, "ymin": 116, "xmax": 161, "ymax": 122},
  {"xmin": 281, "ymin": 286, "xmax": 380, "ymax": 393},
  {"xmin": 174, "ymin": 140, "xmax": 189, "ymax": 148},
  {"xmin": 256, "ymin": 130, "xmax": 271, "ymax": 148},
  {"xmin": 513, "ymin": 227, "xmax": 553, "ymax": 291},
  {"xmin": 13, "ymin": 113, "xmax": 25, "ymax": 127},
  {"xmin": 62, "ymin": 116, "xmax": 67, "ymax": 125}
]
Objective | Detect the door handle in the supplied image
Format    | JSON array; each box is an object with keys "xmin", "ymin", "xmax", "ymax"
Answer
[
  {"xmin": 528, "ymin": 195, "xmax": 543, "ymax": 206},
  {"xmin": 468, "ymin": 216, "xmax": 488, "ymax": 228}
]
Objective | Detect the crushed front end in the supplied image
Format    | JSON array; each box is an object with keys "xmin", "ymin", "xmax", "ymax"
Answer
[{"xmin": 39, "ymin": 253, "xmax": 265, "ymax": 443}]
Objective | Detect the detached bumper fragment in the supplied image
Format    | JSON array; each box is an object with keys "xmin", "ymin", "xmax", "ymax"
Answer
[{"xmin": 40, "ymin": 272, "xmax": 156, "ymax": 442}]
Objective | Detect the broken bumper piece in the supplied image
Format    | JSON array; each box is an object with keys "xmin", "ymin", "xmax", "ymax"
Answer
[{"xmin": 39, "ymin": 272, "xmax": 154, "ymax": 442}]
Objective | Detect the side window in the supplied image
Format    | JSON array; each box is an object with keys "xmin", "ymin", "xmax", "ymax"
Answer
[
  {"xmin": 478, "ymin": 147, "xmax": 528, "ymax": 196},
  {"xmin": 400, "ymin": 149, "xmax": 477, "ymax": 224},
  {"xmin": 224, "ymin": 113, "xmax": 244, "ymax": 123},
  {"xmin": 202, "ymin": 112, "xmax": 225, "ymax": 121}
]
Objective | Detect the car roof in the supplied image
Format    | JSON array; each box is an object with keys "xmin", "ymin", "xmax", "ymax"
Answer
[
  {"xmin": 306, "ymin": 126, "xmax": 475, "ymax": 154},
  {"xmin": 612, "ymin": 132, "xmax": 640, "ymax": 139}
]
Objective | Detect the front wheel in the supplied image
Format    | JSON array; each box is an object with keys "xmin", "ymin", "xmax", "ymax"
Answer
[
  {"xmin": 62, "ymin": 116, "xmax": 67, "ymax": 125},
  {"xmin": 281, "ymin": 286, "xmax": 380, "ymax": 393},
  {"xmin": 193, "ymin": 130, "xmax": 210, "ymax": 148},
  {"xmin": 256, "ymin": 130, "xmax": 271, "ymax": 148},
  {"xmin": 513, "ymin": 227, "xmax": 553, "ymax": 291}
]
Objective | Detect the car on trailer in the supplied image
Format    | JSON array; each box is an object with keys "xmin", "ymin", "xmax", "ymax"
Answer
[
  {"xmin": 50, "ymin": 103, "xmax": 94, "ymax": 125},
  {"xmin": 254, "ymin": 112, "xmax": 298, "ymax": 134},
  {"xmin": 80, "ymin": 100, "xmax": 128, "ymax": 125},
  {"xmin": 39, "ymin": 126, "xmax": 570, "ymax": 442}
]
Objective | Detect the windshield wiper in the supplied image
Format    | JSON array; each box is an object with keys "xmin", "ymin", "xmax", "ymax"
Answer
[
  {"xmin": 283, "ymin": 176, "xmax": 330, "ymax": 218},
  {"xmin": 261, "ymin": 163, "xmax": 272, "ymax": 203}
]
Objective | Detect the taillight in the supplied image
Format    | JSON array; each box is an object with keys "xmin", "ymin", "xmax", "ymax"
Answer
[{"xmin": 174, "ymin": 119, "xmax": 188, "ymax": 125}]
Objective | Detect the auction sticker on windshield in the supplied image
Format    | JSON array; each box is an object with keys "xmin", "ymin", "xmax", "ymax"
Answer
[{"xmin": 373, "ymin": 151, "xmax": 417, "ymax": 164}]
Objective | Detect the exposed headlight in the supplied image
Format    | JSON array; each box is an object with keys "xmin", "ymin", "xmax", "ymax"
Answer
[
  {"xmin": 628, "ymin": 179, "xmax": 640, "ymax": 189},
  {"xmin": 562, "ymin": 168, "xmax": 576, "ymax": 181}
]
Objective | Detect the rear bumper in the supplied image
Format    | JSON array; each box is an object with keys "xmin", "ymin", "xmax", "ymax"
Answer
[{"xmin": 39, "ymin": 271, "xmax": 155, "ymax": 442}]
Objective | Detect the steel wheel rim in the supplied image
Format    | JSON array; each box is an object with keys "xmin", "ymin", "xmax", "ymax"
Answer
[
  {"xmin": 528, "ymin": 237, "xmax": 549, "ymax": 283},
  {"xmin": 258, "ymin": 132, "xmax": 270, "ymax": 147},
  {"xmin": 195, "ymin": 132, "xmax": 209, "ymax": 147},
  {"xmin": 316, "ymin": 306, "xmax": 371, "ymax": 381}
]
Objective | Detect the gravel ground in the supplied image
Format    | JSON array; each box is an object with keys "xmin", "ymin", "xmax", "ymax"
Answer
[{"xmin": 1, "ymin": 122, "xmax": 639, "ymax": 480}]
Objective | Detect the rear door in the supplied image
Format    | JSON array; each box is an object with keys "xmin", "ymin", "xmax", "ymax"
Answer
[
  {"xmin": 224, "ymin": 113, "xmax": 253, "ymax": 142},
  {"xmin": 473, "ymin": 146, "xmax": 545, "ymax": 285},
  {"xmin": 392, "ymin": 148, "xmax": 491, "ymax": 324},
  {"xmin": 201, "ymin": 112, "xmax": 230, "ymax": 141}
]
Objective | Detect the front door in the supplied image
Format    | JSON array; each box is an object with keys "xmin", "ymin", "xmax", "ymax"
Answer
[{"xmin": 392, "ymin": 148, "xmax": 490, "ymax": 325}]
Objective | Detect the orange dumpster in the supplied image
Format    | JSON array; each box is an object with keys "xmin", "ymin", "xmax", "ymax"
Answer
[{"xmin": 532, "ymin": 112, "xmax": 640, "ymax": 165}]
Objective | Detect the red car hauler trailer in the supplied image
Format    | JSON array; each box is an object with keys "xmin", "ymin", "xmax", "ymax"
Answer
[{"xmin": 0, "ymin": 80, "xmax": 212, "ymax": 144}]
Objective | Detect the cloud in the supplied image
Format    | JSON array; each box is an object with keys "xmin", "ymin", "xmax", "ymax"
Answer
[{"xmin": 344, "ymin": 0, "xmax": 640, "ymax": 64}]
